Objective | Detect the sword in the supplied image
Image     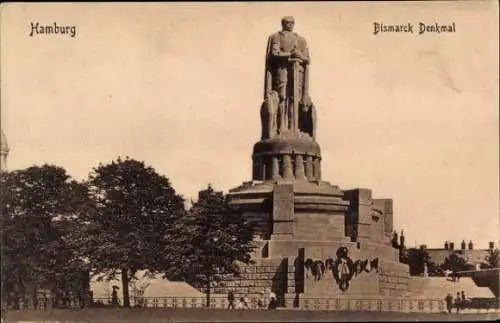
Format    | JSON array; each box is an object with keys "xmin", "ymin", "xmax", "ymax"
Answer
[{"xmin": 289, "ymin": 57, "xmax": 301, "ymax": 134}]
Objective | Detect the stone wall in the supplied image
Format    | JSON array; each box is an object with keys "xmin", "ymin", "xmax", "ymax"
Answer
[
  {"xmin": 344, "ymin": 188, "xmax": 372, "ymax": 241},
  {"xmin": 344, "ymin": 189, "xmax": 394, "ymax": 245},
  {"xmin": 208, "ymin": 258, "xmax": 293, "ymax": 302},
  {"xmin": 271, "ymin": 184, "xmax": 294, "ymax": 240},
  {"xmin": 373, "ymin": 198, "xmax": 393, "ymax": 236},
  {"xmin": 241, "ymin": 212, "xmax": 270, "ymax": 240},
  {"xmin": 284, "ymin": 242, "xmax": 410, "ymax": 298},
  {"xmin": 378, "ymin": 260, "xmax": 410, "ymax": 297},
  {"xmin": 267, "ymin": 238, "xmax": 352, "ymax": 258},
  {"xmin": 294, "ymin": 213, "xmax": 345, "ymax": 241}
]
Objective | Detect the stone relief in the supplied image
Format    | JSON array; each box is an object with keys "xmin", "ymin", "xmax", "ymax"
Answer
[
  {"xmin": 304, "ymin": 247, "xmax": 380, "ymax": 292},
  {"xmin": 304, "ymin": 259, "xmax": 326, "ymax": 282}
]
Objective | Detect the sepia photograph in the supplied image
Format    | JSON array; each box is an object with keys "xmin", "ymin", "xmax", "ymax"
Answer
[{"xmin": 1, "ymin": 1, "xmax": 499, "ymax": 322}]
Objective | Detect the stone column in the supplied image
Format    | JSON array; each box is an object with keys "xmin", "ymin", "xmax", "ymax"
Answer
[
  {"xmin": 294, "ymin": 154, "xmax": 306, "ymax": 180},
  {"xmin": 1, "ymin": 155, "xmax": 6, "ymax": 172},
  {"xmin": 317, "ymin": 157, "xmax": 322, "ymax": 179},
  {"xmin": 272, "ymin": 156, "xmax": 280, "ymax": 180},
  {"xmin": 283, "ymin": 154, "xmax": 294, "ymax": 179},
  {"xmin": 261, "ymin": 157, "xmax": 267, "ymax": 180},
  {"xmin": 252, "ymin": 156, "xmax": 259, "ymax": 180},
  {"xmin": 313, "ymin": 157, "xmax": 321, "ymax": 180},
  {"xmin": 305, "ymin": 155, "xmax": 314, "ymax": 180}
]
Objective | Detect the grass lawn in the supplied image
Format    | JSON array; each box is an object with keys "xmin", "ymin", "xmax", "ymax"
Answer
[{"xmin": 3, "ymin": 308, "xmax": 500, "ymax": 322}]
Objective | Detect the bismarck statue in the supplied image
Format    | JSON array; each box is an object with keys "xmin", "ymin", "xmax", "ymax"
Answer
[
  {"xmin": 224, "ymin": 16, "xmax": 415, "ymax": 309},
  {"xmin": 261, "ymin": 16, "xmax": 316, "ymax": 140},
  {"xmin": 253, "ymin": 17, "xmax": 322, "ymax": 182}
]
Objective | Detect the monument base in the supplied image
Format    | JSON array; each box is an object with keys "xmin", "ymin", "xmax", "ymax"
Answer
[{"xmin": 220, "ymin": 179, "xmax": 413, "ymax": 303}]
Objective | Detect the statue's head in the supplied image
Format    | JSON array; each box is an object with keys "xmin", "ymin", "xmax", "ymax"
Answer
[{"xmin": 281, "ymin": 16, "xmax": 295, "ymax": 32}]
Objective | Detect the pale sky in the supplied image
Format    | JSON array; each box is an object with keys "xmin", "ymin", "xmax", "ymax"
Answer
[{"xmin": 1, "ymin": 2, "xmax": 499, "ymax": 249}]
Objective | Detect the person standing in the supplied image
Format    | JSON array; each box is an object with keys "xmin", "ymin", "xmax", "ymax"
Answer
[
  {"xmin": 227, "ymin": 290, "xmax": 235, "ymax": 310},
  {"xmin": 236, "ymin": 297, "xmax": 247, "ymax": 310},
  {"xmin": 111, "ymin": 286, "xmax": 119, "ymax": 306},
  {"xmin": 445, "ymin": 293, "xmax": 453, "ymax": 314},
  {"xmin": 268, "ymin": 291, "xmax": 278, "ymax": 310},
  {"xmin": 455, "ymin": 292, "xmax": 461, "ymax": 313},
  {"xmin": 257, "ymin": 291, "xmax": 265, "ymax": 309},
  {"xmin": 242, "ymin": 296, "xmax": 250, "ymax": 310}
]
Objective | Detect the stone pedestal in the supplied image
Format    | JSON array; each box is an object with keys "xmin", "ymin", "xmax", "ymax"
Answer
[
  {"xmin": 252, "ymin": 138, "xmax": 322, "ymax": 182},
  {"xmin": 225, "ymin": 177, "xmax": 408, "ymax": 306}
]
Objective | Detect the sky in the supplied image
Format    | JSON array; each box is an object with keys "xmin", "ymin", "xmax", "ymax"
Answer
[{"xmin": 1, "ymin": 2, "xmax": 498, "ymax": 249}]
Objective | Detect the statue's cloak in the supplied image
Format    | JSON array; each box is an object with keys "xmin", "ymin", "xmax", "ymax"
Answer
[{"xmin": 263, "ymin": 34, "xmax": 274, "ymax": 100}]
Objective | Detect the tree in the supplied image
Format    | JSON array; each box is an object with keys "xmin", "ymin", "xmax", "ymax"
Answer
[
  {"xmin": 75, "ymin": 157, "xmax": 186, "ymax": 307},
  {"xmin": 176, "ymin": 185, "xmax": 255, "ymax": 307},
  {"xmin": 0, "ymin": 165, "xmax": 89, "ymax": 308},
  {"xmin": 399, "ymin": 247, "xmax": 409, "ymax": 264},
  {"xmin": 441, "ymin": 251, "xmax": 474, "ymax": 273},
  {"xmin": 483, "ymin": 249, "xmax": 499, "ymax": 269},
  {"xmin": 427, "ymin": 260, "xmax": 441, "ymax": 276},
  {"xmin": 402, "ymin": 246, "xmax": 431, "ymax": 276}
]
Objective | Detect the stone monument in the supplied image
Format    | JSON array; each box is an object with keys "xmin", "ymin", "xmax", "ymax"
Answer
[{"xmin": 213, "ymin": 17, "xmax": 413, "ymax": 308}]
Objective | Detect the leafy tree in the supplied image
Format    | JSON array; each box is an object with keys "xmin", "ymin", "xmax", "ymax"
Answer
[
  {"xmin": 399, "ymin": 247, "xmax": 409, "ymax": 264},
  {"xmin": 75, "ymin": 157, "xmax": 185, "ymax": 307},
  {"xmin": 0, "ymin": 165, "xmax": 89, "ymax": 308},
  {"xmin": 402, "ymin": 246, "xmax": 431, "ymax": 276},
  {"xmin": 427, "ymin": 260, "xmax": 441, "ymax": 276},
  {"xmin": 483, "ymin": 249, "xmax": 499, "ymax": 269},
  {"xmin": 441, "ymin": 251, "xmax": 474, "ymax": 273},
  {"xmin": 176, "ymin": 185, "xmax": 255, "ymax": 307}
]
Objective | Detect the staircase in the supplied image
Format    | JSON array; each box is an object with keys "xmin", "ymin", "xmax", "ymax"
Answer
[{"xmin": 408, "ymin": 276, "xmax": 495, "ymax": 299}]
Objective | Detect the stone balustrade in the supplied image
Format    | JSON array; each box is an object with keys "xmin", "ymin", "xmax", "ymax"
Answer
[{"xmin": 9, "ymin": 296, "xmax": 482, "ymax": 314}]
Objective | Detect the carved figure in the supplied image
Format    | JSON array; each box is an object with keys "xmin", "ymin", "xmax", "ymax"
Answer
[
  {"xmin": 299, "ymin": 97, "xmax": 316, "ymax": 138},
  {"xmin": 370, "ymin": 258, "xmax": 379, "ymax": 273},
  {"xmin": 313, "ymin": 260, "xmax": 326, "ymax": 281},
  {"xmin": 332, "ymin": 247, "xmax": 355, "ymax": 291},
  {"xmin": 335, "ymin": 258, "xmax": 353, "ymax": 291},
  {"xmin": 261, "ymin": 91, "xmax": 279, "ymax": 139},
  {"xmin": 362, "ymin": 259, "xmax": 371, "ymax": 273},
  {"xmin": 304, "ymin": 259, "xmax": 326, "ymax": 281},
  {"xmin": 325, "ymin": 258, "xmax": 334, "ymax": 271},
  {"xmin": 304, "ymin": 258, "xmax": 314, "ymax": 279},
  {"xmin": 353, "ymin": 260, "xmax": 363, "ymax": 277}
]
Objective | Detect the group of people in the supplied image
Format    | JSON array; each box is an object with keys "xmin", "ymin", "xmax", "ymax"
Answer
[
  {"xmin": 445, "ymin": 290, "xmax": 468, "ymax": 313},
  {"xmin": 226, "ymin": 290, "xmax": 278, "ymax": 310},
  {"xmin": 444, "ymin": 269, "xmax": 461, "ymax": 282}
]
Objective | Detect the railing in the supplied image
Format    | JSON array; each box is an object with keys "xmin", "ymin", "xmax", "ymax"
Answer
[
  {"xmin": 5, "ymin": 296, "xmax": 498, "ymax": 313},
  {"xmin": 299, "ymin": 298, "xmax": 446, "ymax": 313},
  {"xmin": 457, "ymin": 268, "xmax": 500, "ymax": 274}
]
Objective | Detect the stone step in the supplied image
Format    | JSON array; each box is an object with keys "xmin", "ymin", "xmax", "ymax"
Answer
[{"xmin": 408, "ymin": 277, "xmax": 495, "ymax": 299}]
